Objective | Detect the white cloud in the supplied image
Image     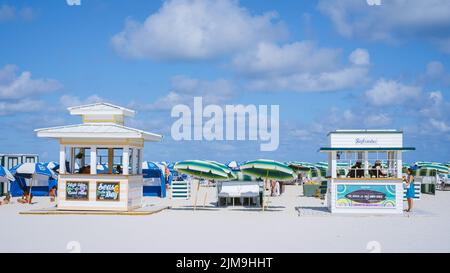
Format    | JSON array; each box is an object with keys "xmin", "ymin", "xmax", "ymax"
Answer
[
  {"xmin": 419, "ymin": 90, "xmax": 450, "ymax": 120},
  {"xmin": 232, "ymin": 41, "xmax": 341, "ymax": 76},
  {"xmin": 248, "ymin": 66, "xmax": 369, "ymax": 92},
  {"xmin": 365, "ymin": 79, "xmax": 421, "ymax": 106},
  {"xmin": 0, "ymin": 4, "xmax": 35, "ymax": 22},
  {"xmin": 234, "ymin": 44, "xmax": 369, "ymax": 92},
  {"xmin": 59, "ymin": 94, "xmax": 106, "ymax": 108},
  {"xmin": 429, "ymin": 118, "xmax": 450, "ymax": 133},
  {"xmin": 349, "ymin": 48, "xmax": 370, "ymax": 65},
  {"xmin": 0, "ymin": 64, "xmax": 62, "ymax": 100},
  {"xmin": 136, "ymin": 75, "xmax": 235, "ymax": 111},
  {"xmin": 111, "ymin": 0, "xmax": 287, "ymax": 60},
  {"xmin": 318, "ymin": 0, "xmax": 450, "ymax": 52},
  {"xmin": 364, "ymin": 113, "xmax": 391, "ymax": 126},
  {"xmin": 0, "ymin": 99, "xmax": 46, "ymax": 116},
  {"xmin": 422, "ymin": 61, "xmax": 450, "ymax": 86}
]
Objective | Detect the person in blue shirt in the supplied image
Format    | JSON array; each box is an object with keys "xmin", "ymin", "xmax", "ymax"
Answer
[{"xmin": 404, "ymin": 168, "xmax": 415, "ymax": 212}]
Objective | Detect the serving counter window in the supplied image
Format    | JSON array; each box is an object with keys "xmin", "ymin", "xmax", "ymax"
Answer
[
  {"xmin": 335, "ymin": 151, "xmax": 400, "ymax": 179},
  {"xmin": 61, "ymin": 146, "xmax": 143, "ymax": 176}
]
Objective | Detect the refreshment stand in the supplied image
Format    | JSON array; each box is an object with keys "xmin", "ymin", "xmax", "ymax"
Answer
[
  {"xmin": 320, "ymin": 130, "xmax": 415, "ymax": 214},
  {"xmin": 35, "ymin": 103, "xmax": 162, "ymax": 211}
]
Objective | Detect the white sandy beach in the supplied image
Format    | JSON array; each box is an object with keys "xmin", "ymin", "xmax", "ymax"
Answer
[{"xmin": 1, "ymin": 183, "xmax": 450, "ymax": 253}]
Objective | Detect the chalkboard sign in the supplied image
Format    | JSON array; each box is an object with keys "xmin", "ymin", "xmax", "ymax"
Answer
[
  {"xmin": 96, "ymin": 182, "xmax": 120, "ymax": 201},
  {"xmin": 66, "ymin": 182, "xmax": 89, "ymax": 200}
]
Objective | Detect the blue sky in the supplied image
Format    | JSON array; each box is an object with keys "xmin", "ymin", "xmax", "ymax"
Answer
[{"xmin": 1, "ymin": 0, "xmax": 449, "ymax": 164}]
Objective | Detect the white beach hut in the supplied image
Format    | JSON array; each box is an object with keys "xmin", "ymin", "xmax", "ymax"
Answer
[
  {"xmin": 320, "ymin": 129, "xmax": 415, "ymax": 214},
  {"xmin": 35, "ymin": 102, "xmax": 162, "ymax": 211}
]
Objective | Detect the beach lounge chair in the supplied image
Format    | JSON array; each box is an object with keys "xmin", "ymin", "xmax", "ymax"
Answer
[{"xmin": 217, "ymin": 182, "xmax": 260, "ymax": 207}]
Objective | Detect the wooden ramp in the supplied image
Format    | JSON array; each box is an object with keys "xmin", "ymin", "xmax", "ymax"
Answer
[{"xmin": 19, "ymin": 205, "xmax": 170, "ymax": 216}]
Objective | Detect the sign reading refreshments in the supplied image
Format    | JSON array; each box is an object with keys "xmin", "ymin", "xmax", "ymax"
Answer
[
  {"xmin": 336, "ymin": 184, "xmax": 396, "ymax": 208},
  {"xmin": 96, "ymin": 182, "xmax": 120, "ymax": 201},
  {"xmin": 354, "ymin": 138, "xmax": 378, "ymax": 145},
  {"xmin": 66, "ymin": 182, "xmax": 89, "ymax": 200}
]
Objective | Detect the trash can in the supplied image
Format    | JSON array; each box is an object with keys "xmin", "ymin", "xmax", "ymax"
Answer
[
  {"xmin": 421, "ymin": 183, "xmax": 435, "ymax": 195},
  {"xmin": 303, "ymin": 184, "xmax": 320, "ymax": 197}
]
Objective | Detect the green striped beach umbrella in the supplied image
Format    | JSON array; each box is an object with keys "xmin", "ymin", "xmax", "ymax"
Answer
[
  {"xmin": 417, "ymin": 164, "xmax": 449, "ymax": 174},
  {"xmin": 288, "ymin": 161, "xmax": 316, "ymax": 172},
  {"xmin": 240, "ymin": 159, "xmax": 295, "ymax": 181},
  {"xmin": 414, "ymin": 161, "xmax": 447, "ymax": 167},
  {"xmin": 310, "ymin": 167, "xmax": 328, "ymax": 178},
  {"xmin": 315, "ymin": 162, "xmax": 350, "ymax": 168},
  {"xmin": 174, "ymin": 160, "xmax": 232, "ymax": 209},
  {"xmin": 315, "ymin": 162, "xmax": 328, "ymax": 170},
  {"xmin": 205, "ymin": 160, "xmax": 237, "ymax": 180},
  {"xmin": 315, "ymin": 162, "xmax": 349, "ymax": 176},
  {"xmin": 241, "ymin": 159, "xmax": 295, "ymax": 210},
  {"xmin": 232, "ymin": 170, "xmax": 258, "ymax": 181},
  {"xmin": 174, "ymin": 160, "xmax": 231, "ymax": 180},
  {"xmin": 414, "ymin": 167, "xmax": 438, "ymax": 177}
]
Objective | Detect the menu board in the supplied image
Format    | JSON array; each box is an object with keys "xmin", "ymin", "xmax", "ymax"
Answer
[
  {"xmin": 336, "ymin": 184, "xmax": 396, "ymax": 208},
  {"xmin": 96, "ymin": 182, "xmax": 120, "ymax": 201},
  {"xmin": 66, "ymin": 182, "xmax": 89, "ymax": 200}
]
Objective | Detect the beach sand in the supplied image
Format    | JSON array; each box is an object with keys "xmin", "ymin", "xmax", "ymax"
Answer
[{"xmin": 1, "ymin": 183, "xmax": 450, "ymax": 253}]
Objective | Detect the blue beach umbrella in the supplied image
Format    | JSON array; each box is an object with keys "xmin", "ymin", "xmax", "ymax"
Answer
[
  {"xmin": 96, "ymin": 164, "xmax": 109, "ymax": 174},
  {"xmin": 0, "ymin": 165, "xmax": 15, "ymax": 183},
  {"xmin": 10, "ymin": 162, "xmax": 56, "ymax": 203},
  {"xmin": 44, "ymin": 161, "xmax": 60, "ymax": 172},
  {"xmin": 167, "ymin": 162, "xmax": 176, "ymax": 171},
  {"xmin": 10, "ymin": 162, "xmax": 56, "ymax": 179}
]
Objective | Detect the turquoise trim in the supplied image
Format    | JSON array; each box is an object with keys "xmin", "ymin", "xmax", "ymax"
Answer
[
  {"xmin": 327, "ymin": 130, "xmax": 403, "ymax": 136},
  {"xmin": 319, "ymin": 147, "xmax": 415, "ymax": 151}
]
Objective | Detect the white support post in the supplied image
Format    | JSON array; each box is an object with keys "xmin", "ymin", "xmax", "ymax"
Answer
[
  {"xmin": 396, "ymin": 151, "xmax": 403, "ymax": 178},
  {"xmin": 59, "ymin": 144, "xmax": 66, "ymax": 174},
  {"xmin": 90, "ymin": 146, "xmax": 97, "ymax": 175},
  {"xmin": 364, "ymin": 151, "xmax": 369, "ymax": 177},
  {"xmin": 138, "ymin": 148, "xmax": 143, "ymax": 175},
  {"xmin": 330, "ymin": 151, "xmax": 337, "ymax": 179},
  {"xmin": 123, "ymin": 146, "xmax": 129, "ymax": 175},
  {"xmin": 131, "ymin": 147, "xmax": 138, "ymax": 175}
]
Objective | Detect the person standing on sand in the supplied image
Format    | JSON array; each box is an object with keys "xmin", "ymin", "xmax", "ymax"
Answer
[
  {"xmin": 0, "ymin": 193, "xmax": 11, "ymax": 205},
  {"xmin": 164, "ymin": 164, "xmax": 170, "ymax": 191},
  {"xmin": 49, "ymin": 186, "xmax": 57, "ymax": 202},
  {"xmin": 404, "ymin": 168, "xmax": 415, "ymax": 212}
]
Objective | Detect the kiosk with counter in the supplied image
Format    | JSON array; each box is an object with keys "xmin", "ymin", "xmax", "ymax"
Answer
[
  {"xmin": 320, "ymin": 130, "xmax": 415, "ymax": 214},
  {"xmin": 35, "ymin": 103, "xmax": 162, "ymax": 211}
]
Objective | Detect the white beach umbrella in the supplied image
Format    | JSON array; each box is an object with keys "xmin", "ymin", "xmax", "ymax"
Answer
[{"xmin": 226, "ymin": 161, "xmax": 240, "ymax": 170}]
